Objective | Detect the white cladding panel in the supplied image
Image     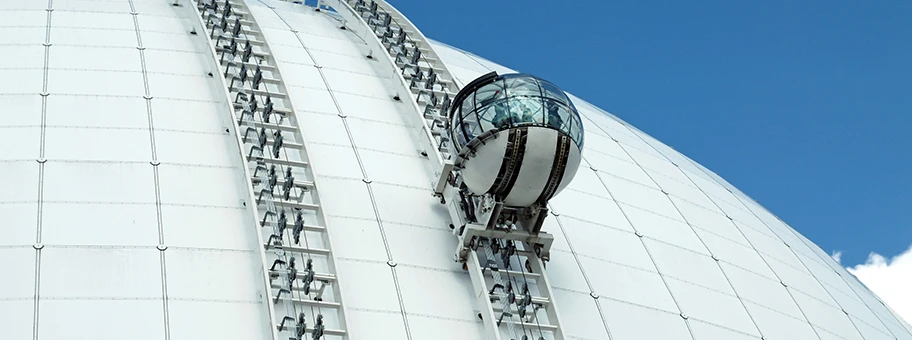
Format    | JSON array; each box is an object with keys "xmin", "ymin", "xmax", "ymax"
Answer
[
  {"xmin": 1, "ymin": 1, "xmax": 909, "ymax": 340},
  {"xmin": 0, "ymin": 1, "xmax": 272, "ymax": 340},
  {"xmin": 427, "ymin": 39, "xmax": 912, "ymax": 340},
  {"xmin": 248, "ymin": 1, "xmax": 912, "ymax": 339}
]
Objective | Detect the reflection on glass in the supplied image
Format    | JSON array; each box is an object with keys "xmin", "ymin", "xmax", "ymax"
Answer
[
  {"xmin": 544, "ymin": 99, "xmax": 563, "ymax": 130},
  {"xmin": 452, "ymin": 109, "xmax": 467, "ymax": 147},
  {"xmin": 540, "ymin": 80, "xmax": 569, "ymax": 103},
  {"xmin": 451, "ymin": 74, "xmax": 584, "ymax": 150},
  {"xmin": 461, "ymin": 92, "xmax": 475, "ymax": 116},
  {"xmin": 507, "ymin": 97, "xmax": 543, "ymax": 126},
  {"xmin": 479, "ymin": 101, "xmax": 504, "ymax": 131},
  {"xmin": 569, "ymin": 114, "xmax": 581, "ymax": 145},
  {"xmin": 464, "ymin": 112, "xmax": 482, "ymax": 141},
  {"xmin": 505, "ymin": 77, "xmax": 540, "ymax": 97},
  {"xmin": 474, "ymin": 82, "xmax": 504, "ymax": 108}
]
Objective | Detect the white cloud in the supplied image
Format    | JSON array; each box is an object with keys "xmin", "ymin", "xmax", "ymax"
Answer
[
  {"xmin": 831, "ymin": 251, "xmax": 843, "ymax": 264},
  {"xmin": 847, "ymin": 245, "xmax": 912, "ymax": 326}
]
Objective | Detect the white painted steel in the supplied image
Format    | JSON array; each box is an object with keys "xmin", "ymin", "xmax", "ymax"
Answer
[
  {"xmin": 460, "ymin": 130, "xmax": 509, "ymax": 197},
  {"xmin": 458, "ymin": 127, "xmax": 582, "ymax": 207},
  {"xmin": 193, "ymin": 0, "xmax": 352, "ymax": 339},
  {"xmin": 1, "ymin": 0, "xmax": 910, "ymax": 340}
]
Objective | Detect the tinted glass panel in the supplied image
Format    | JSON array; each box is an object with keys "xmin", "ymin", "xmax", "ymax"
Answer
[
  {"xmin": 474, "ymin": 81, "xmax": 505, "ymax": 108},
  {"xmin": 478, "ymin": 98, "xmax": 508, "ymax": 130},
  {"xmin": 449, "ymin": 73, "xmax": 583, "ymax": 150},
  {"xmin": 540, "ymin": 80, "xmax": 570, "ymax": 104},
  {"xmin": 506, "ymin": 96, "xmax": 544, "ymax": 126},
  {"xmin": 504, "ymin": 76, "xmax": 541, "ymax": 98},
  {"xmin": 460, "ymin": 92, "xmax": 475, "ymax": 118},
  {"xmin": 545, "ymin": 99, "xmax": 565, "ymax": 130},
  {"xmin": 462, "ymin": 107, "xmax": 482, "ymax": 141},
  {"xmin": 570, "ymin": 113, "xmax": 583, "ymax": 146},
  {"xmin": 452, "ymin": 108, "xmax": 468, "ymax": 148}
]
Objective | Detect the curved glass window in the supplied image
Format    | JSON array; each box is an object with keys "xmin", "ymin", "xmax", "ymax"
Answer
[{"xmin": 449, "ymin": 73, "xmax": 584, "ymax": 151}]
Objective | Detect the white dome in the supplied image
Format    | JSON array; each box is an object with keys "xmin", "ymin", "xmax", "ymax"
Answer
[{"xmin": 0, "ymin": 1, "xmax": 908, "ymax": 340}]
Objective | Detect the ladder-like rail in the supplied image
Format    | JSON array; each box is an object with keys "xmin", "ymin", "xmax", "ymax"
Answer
[
  {"xmin": 322, "ymin": 1, "xmax": 567, "ymax": 339},
  {"xmin": 190, "ymin": 1, "xmax": 349, "ymax": 339}
]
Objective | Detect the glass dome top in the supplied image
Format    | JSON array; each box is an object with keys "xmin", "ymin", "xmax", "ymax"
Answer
[{"xmin": 449, "ymin": 72, "xmax": 584, "ymax": 150}]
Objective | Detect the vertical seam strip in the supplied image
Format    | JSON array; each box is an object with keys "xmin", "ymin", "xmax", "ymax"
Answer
[
  {"xmin": 32, "ymin": 1, "xmax": 53, "ymax": 339},
  {"xmin": 127, "ymin": 1, "xmax": 170, "ymax": 338}
]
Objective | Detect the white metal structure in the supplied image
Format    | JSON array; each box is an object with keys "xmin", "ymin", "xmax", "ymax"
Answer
[{"xmin": 1, "ymin": 0, "xmax": 910, "ymax": 340}]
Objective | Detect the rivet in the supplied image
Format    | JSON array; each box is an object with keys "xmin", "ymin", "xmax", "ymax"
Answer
[
  {"xmin": 131, "ymin": 12, "xmax": 138, "ymax": 15},
  {"xmin": 338, "ymin": 113, "xmax": 347, "ymax": 118},
  {"xmin": 43, "ymin": 43, "xmax": 52, "ymax": 47},
  {"xmin": 589, "ymin": 291, "xmax": 599, "ymax": 299},
  {"xmin": 661, "ymin": 190, "xmax": 669, "ymax": 195},
  {"xmin": 680, "ymin": 313, "xmax": 688, "ymax": 320},
  {"xmin": 137, "ymin": 46, "xmax": 146, "ymax": 50},
  {"xmin": 781, "ymin": 281, "xmax": 788, "ymax": 287},
  {"xmin": 842, "ymin": 309, "xmax": 848, "ymax": 315},
  {"xmin": 550, "ymin": 210, "xmax": 560, "ymax": 216},
  {"xmin": 726, "ymin": 215, "xmax": 733, "ymax": 220},
  {"xmin": 33, "ymin": 243, "xmax": 44, "ymax": 250},
  {"xmin": 143, "ymin": 95, "xmax": 153, "ymax": 100},
  {"xmin": 362, "ymin": 178, "xmax": 372, "ymax": 184},
  {"xmin": 635, "ymin": 231, "xmax": 643, "ymax": 238},
  {"xmin": 290, "ymin": 29, "xmax": 298, "ymax": 33},
  {"xmin": 37, "ymin": 158, "xmax": 47, "ymax": 163},
  {"xmin": 157, "ymin": 245, "xmax": 168, "ymax": 251},
  {"xmin": 589, "ymin": 166, "xmax": 597, "ymax": 172},
  {"xmin": 40, "ymin": 92, "xmax": 49, "ymax": 97},
  {"xmin": 711, "ymin": 255, "xmax": 719, "ymax": 262},
  {"xmin": 314, "ymin": 65, "xmax": 322, "ymax": 69},
  {"xmin": 386, "ymin": 260, "xmax": 397, "ymax": 267},
  {"xmin": 150, "ymin": 160, "xmax": 160, "ymax": 166}
]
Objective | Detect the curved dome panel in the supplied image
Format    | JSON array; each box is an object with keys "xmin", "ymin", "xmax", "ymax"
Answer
[
  {"xmin": 429, "ymin": 39, "xmax": 912, "ymax": 340},
  {"xmin": 0, "ymin": 1, "xmax": 272, "ymax": 339}
]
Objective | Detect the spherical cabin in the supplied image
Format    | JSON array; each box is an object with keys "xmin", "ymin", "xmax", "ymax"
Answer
[{"xmin": 448, "ymin": 72, "xmax": 584, "ymax": 207}]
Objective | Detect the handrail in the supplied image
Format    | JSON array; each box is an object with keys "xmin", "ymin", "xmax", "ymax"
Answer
[{"xmin": 185, "ymin": 1, "xmax": 281, "ymax": 339}]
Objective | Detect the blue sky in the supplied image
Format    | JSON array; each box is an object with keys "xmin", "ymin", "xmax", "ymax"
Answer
[{"xmin": 390, "ymin": 1, "xmax": 911, "ymax": 266}]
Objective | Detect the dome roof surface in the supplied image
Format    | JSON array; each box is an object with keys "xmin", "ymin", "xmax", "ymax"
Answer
[
  {"xmin": 0, "ymin": 0, "xmax": 908, "ymax": 340},
  {"xmin": 428, "ymin": 38, "xmax": 912, "ymax": 340}
]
